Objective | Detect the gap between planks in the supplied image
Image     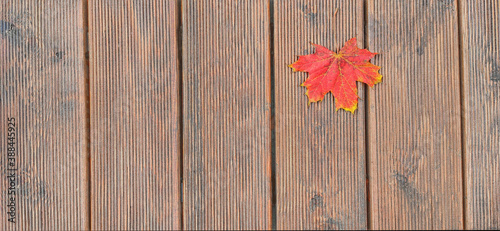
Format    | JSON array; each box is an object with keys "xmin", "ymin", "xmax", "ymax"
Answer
[
  {"xmin": 456, "ymin": 0, "xmax": 468, "ymax": 229},
  {"xmin": 82, "ymin": 0, "xmax": 91, "ymax": 230}
]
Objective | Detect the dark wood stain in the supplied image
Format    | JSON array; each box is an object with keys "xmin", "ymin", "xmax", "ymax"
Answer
[
  {"xmin": 0, "ymin": 20, "xmax": 13, "ymax": 34},
  {"xmin": 309, "ymin": 193, "xmax": 324, "ymax": 212},
  {"xmin": 491, "ymin": 65, "xmax": 500, "ymax": 82}
]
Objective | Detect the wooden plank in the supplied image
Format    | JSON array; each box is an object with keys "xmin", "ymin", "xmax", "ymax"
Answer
[
  {"xmin": 367, "ymin": 0, "xmax": 463, "ymax": 229},
  {"xmin": 0, "ymin": 0, "xmax": 89, "ymax": 230},
  {"xmin": 182, "ymin": 0, "xmax": 271, "ymax": 229},
  {"xmin": 461, "ymin": 1, "xmax": 500, "ymax": 229},
  {"xmin": 273, "ymin": 0, "xmax": 367, "ymax": 230},
  {"xmin": 89, "ymin": 1, "xmax": 181, "ymax": 229}
]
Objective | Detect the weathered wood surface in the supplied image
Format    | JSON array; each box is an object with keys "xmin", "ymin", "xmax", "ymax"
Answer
[
  {"xmin": 0, "ymin": 0, "xmax": 89, "ymax": 230},
  {"xmin": 461, "ymin": 0, "xmax": 500, "ymax": 229},
  {"xmin": 89, "ymin": 0, "xmax": 181, "ymax": 229},
  {"xmin": 367, "ymin": 0, "xmax": 463, "ymax": 229},
  {"xmin": 274, "ymin": 0, "xmax": 367, "ymax": 230},
  {"xmin": 182, "ymin": 0, "xmax": 272, "ymax": 229},
  {"xmin": 3, "ymin": 0, "xmax": 500, "ymax": 229}
]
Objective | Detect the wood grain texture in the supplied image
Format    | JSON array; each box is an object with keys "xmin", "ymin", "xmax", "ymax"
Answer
[
  {"xmin": 367, "ymin": 0, "xmax": 463, "ymax": 229},
  {"xmin": 0, "ymin": 0, "xmax": 88, "ymax": 230},
  {"xmin": 274, "ymin": 1, "xmax": 367, "ymax": 230},
  {"xmin": 182, "ymin": 0, "xmax": 272, "ymax": 229},
  {"xmin": 89, "ymin": 1, "xmax": 181, "ymax": 229},
  {"xmin": 461, "ymin": 0, "xmax": 500, "ymax": 229}
]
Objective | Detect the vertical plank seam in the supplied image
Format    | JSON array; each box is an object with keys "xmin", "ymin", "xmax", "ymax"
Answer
[
  {"xmin": 456, "ymin": 0, "xmax": 467, "ymax": 229},
  {"xmin": 363, "ymin": 0, "xmax": 372, "ymax": 230},
  {"xmin": 82, "ymin": 0, "xmax": 91, "ymax": 230},
  {"xmin": 269, "ymin": 0, "xmax": 277, "ymax": 230},
  {"xmin": 177, "ymin": 0, "xmax": 185, "ymax": 230}
]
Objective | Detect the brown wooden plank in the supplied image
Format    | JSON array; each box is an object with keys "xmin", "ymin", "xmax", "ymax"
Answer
[
  {"xmin": 273, "ymin": 0, "xmax": 367, "ymax": 230},
  {"xmin": 461, "ymin": 1, "xmax": 500, "ymax": 229},
  {"xmin": 89, "ymin": 0, "xmax": 181, "ymax": 229},
  {"xmin": 367, "ymin": 0, "xmax": 463, "ymax": 229},
  {"xmin": 182, "ymin": 0, "xmax": 272, "ymax": 229},
  {"xmin": 0, "ymin": 0, "xmax": 89, "ymax": 230}
]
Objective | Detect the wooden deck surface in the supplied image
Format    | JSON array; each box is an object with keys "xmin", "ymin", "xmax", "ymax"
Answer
[{"xmin": 0, "ymin": 0, "xmax": 499, "ymax": 230}]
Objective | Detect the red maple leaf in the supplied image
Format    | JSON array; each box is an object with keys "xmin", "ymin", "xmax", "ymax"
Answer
[{"xmin": 289, "ymin": 38, "xmax": 382, "ymax": 113}]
